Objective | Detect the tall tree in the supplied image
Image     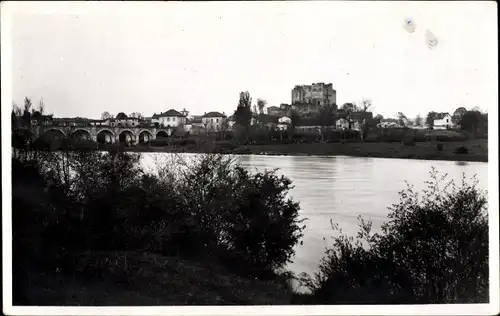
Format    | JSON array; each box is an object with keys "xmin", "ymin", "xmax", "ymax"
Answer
[
  {"xmin": 234, "ymin": 91, "xmax": 253, "ymax": 128},
  {"xmin": 317, "ymin": 104, "xmax": 336, "ymax": 140},
  {"xmin": 289, "ymin": 110, "xmax": 300, "ymax": 140},
  {"xmin": 11, "ymin": 108, "xmax": 18, "ymax": 130},
  {"xmin": 341, "ymin": 103, "xmax": 357, "ymax": 130},
  {"xmin": 257, "ymin": 98, "xmax": 267, "ymax": 115},
  {"xmin": 415, "ymin": 114, "xmax": 423, "ymax": 126},
  {"xmin": 38, "ymin": 98, "xmax": 45, "ymax": 115},
  {"xmin": 452, "ymin": 107, "xmax": 467, "ymax": 126},
  {"xmin": 426, "ymin": 111, "xmax": 438, "ymax": 128},
  {"xmin": 357, "ymin": 99, "xmax": 373, "ymax": 139},
  {"xmin": 22, "ymin": 98, "xmax": 33, "ymax": 128},
  {"xmin": 460, "ymin": 110, "xmax": 483, "ymax": 137}
]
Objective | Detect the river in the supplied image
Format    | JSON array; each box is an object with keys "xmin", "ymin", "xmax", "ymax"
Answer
[{"xmin": 140, "ymin": 153, "xmax": 488, "ymax": 281}]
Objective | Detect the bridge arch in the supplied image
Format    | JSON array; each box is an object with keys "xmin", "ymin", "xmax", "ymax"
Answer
[
  {"xmin": 118, "ymin": 129, "xmax": 135, "ymax": 146},
  {"xmin": 71, "ymin": 128, "xmax": 92, "ymax": 141},
  {"xmin": 43, "ymin": 127, "xmax": 66, "ymax": 137},
  {"xmin": 37, "ymin": 128, "xmax": 66, "ymax": 149},
  {"xmin": 156, "ymin": 128, "xmax": 174, "ymax": 138},
  {"xmin": 96, "ymin": 129, "xmax": 116, "ymax": 144},
  {"xmin": 137, "ymin": 130, "xmax": 153, "ymax": 143}
]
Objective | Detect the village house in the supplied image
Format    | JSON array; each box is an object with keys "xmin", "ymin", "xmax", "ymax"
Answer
[
  {"xmin": 201, "ymin": 111, "xmax": 228, "ymax": 132},
  {"xmin": 151, "ymin": 109, "xmax": 187, "ymax": 128},
  {"xmin": 433, "ymin": 113, "xmax": 453, "ymax": 130},
  {"xmin": 277, "ymin": 116, "xmax": 292, "ymax": 131},
  {"xmin": 377, "ymin": 118, "xmax": 400, "ymax": 128},
  {"xmin": 267, "ymin": 106, "xmax": 284, "ymax": 117},
  {"xmin": 185, "ymin": 115, "xmax": 203, "ymax": 135},
  {"xmin": 254, "ymin": 114, "xmax": 278, "ymax": 130}
]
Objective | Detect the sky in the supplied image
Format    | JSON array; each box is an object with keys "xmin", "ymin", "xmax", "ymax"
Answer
[{"xmin": 4, "ymin": 1, "xmax": 498, "ymax": 119}]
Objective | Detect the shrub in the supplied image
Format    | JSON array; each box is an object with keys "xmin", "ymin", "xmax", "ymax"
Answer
[
  {"xmin": 437, "ymin": 143, "xmax": 444, "ymax": 151},
  {"xmin": 454, "ymin": 146, "xmax": 469, "ymax": 154},
  {"xmin": 12, "ymin": 147, "xmax": 305, "ymax": 295},
  {"xmin": 176, "ymin": 154, "xmax": 306, "ymax": 278},
  {"xmin": 300, "ymin": 168, "xmax": 488, "ymax": 304}
]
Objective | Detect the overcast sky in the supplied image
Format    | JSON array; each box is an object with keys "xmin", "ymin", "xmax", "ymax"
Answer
[{"xmin": 5, "ymin": 1, "xmax": 498, "ymax": 119}]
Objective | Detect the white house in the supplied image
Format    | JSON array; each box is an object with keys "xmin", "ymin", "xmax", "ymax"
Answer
[
  {"xmin": 201, "ymin": 111, "xmax": 227, "ymax": 132},
  {"xmin": 433, "ymin": 113, "xmax": 453, "ymax": 130},
  {"xmin": 152, "ymin": 109, "xmax": 187, "ymax": 128},
  {"xmin": 277, "ymin": 116, "xmax": 291, "ymax": 131}
]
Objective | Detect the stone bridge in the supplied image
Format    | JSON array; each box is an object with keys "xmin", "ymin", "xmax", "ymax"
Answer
[{"xmin": 27, "ymin": 125, "xmax": 179, "ymax": 145}]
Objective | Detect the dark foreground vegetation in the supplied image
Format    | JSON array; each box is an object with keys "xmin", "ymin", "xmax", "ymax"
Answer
[{"xmin": 12, "ymin": 143, "xmax": 489, "ymax": 305}]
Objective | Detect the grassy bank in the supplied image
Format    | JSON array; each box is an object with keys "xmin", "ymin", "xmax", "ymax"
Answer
[
  {"xmin": 19, "ymin": 251, "xmax": 293, "ymax": 305},
  {"xmin": 126, "ymin": 139, "xmax": 488, "ymax": 162}
]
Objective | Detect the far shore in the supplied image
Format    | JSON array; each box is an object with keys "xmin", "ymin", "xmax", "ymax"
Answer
[{"xmin": 121, "ymin": 139, "xmax": 488, "ymax": 163}]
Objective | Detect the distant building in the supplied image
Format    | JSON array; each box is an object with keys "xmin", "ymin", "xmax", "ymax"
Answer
[
  {"xmin": 277, "ymin": 116, "xmax": 291, "ymax": 131},
  {"xmin": 291, "ymin": 82, "xmax": 337, "ymax": 108},
  {"xmin": 433, "ymin": 113, "xmax": 453, "ymax": 130},
  {"xmin": 377, "ymin": 118, "xmax": 400, "ymax": 129},
  {"xmin": 267, "ymin": 106, "xmax": 283, "ymax": 117},
  {"xmin": 201, "ymin": 111, "xmax": 227, "ymax": 131},
  {"xmin": 152, "ymin": 109, "xmax": 187, "ymax": 128},
  {"xmin": 254, "ymin": 114, "xmax": 278, "ymax": 130}
]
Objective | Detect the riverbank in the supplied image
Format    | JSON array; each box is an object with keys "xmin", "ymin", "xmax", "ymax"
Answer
[
  {"xmin": 126, "ymin": 139, "xmax": 488, "ymax": 162},
  {"xmin": 18, "ymin": 251, "xmax": 295, "ymax": 305}
]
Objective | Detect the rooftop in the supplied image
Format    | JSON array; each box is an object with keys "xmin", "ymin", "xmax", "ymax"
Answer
[
  {"xmin": 160, "ymin": 109, "xmax": 186, "ymax": 117},
  {"xmin": 202, "ymin": 111, "xmax": 227, "ymax": 118}
]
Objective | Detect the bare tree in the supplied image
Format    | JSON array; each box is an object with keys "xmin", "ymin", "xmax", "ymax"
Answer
[
  {"xmin": 356, "ymin": 99, "xmax": 373, "ymax": 139},
  {"xmin": 13, "ymin": 101, "xmax": 22, "ymax": 116},
  {"xmin": 220, "ymin": 119, "xmax": 230, "ymax": 140},
  {"xmin": 415, "ymin": 114, "xmax": 423, "ymax": 126},
  {"xmin": 38, "ymin": 98, "xmax": 45, "ymax": 115},
  {"xmin": 358, "ymin": 99, "xmax": 372, "ymax": 112},
  {"xmin": 129, "ymin": 112, "xmax": 143, "ymax": 119},
  {"xmin": 257, "ymin": 98, "xmax": 267, "ymax": 115}
]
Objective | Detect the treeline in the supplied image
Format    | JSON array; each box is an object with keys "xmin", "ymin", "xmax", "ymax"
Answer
[{"xmin": 12, "ymin": 145, "xmax": 489, "ymax": 304}]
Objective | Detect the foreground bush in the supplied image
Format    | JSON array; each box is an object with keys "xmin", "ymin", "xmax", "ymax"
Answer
[
  {"xmin": 299, "ymin": 168, "xmax": 488, "ymax": 304},
  {"xmin": 12, "ymin": 148, "xmax": 305, "ymax": 303}
]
